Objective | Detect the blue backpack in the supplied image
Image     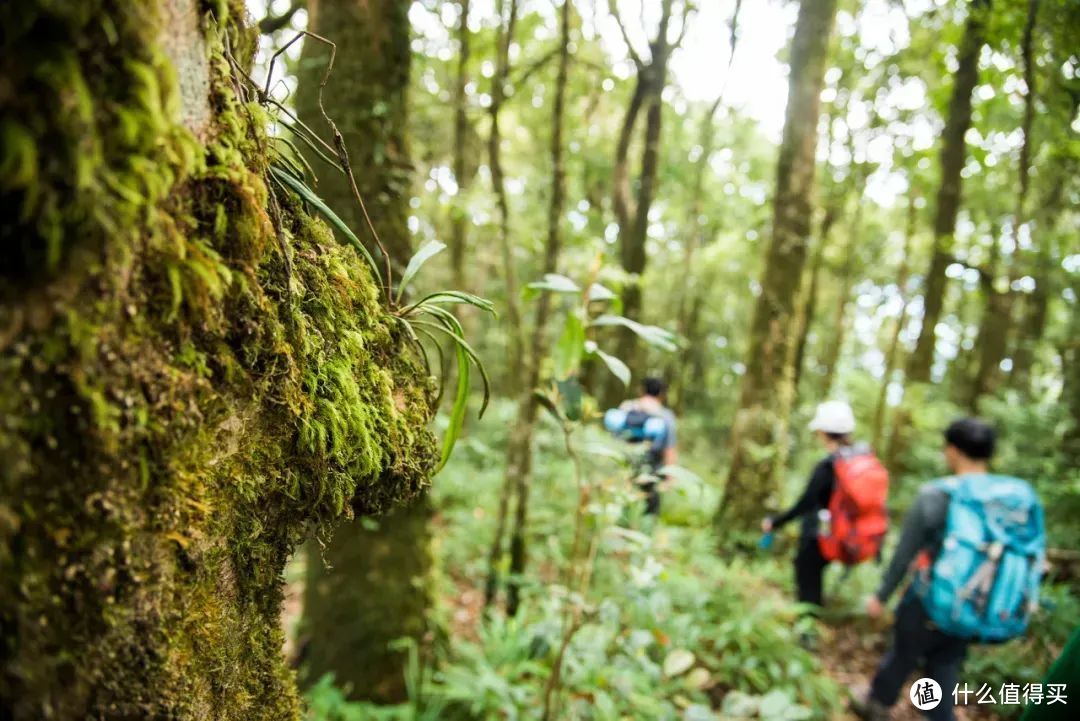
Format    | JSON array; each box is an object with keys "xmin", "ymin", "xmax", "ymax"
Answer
[
  {"xmin": 603, "ymin": 408, "xmax": 668, "ymax": 444},
  {"xmin": 914, "ymin": 474, "xmax": 1046, "ymax": 643}
]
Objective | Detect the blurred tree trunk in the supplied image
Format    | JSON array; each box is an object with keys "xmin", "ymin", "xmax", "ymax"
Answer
[
  {"xmin": 1062, "ymin": 285, "xmax": 1080, "ymax": 469},
  {"xmin": 1007, "ymin": 0, "xmax": 1047, "ymax": 394},
  {"xmin": 670, "ymin": 1, "xmax": 742, "ymax": 413},
  {"xmin": 716, "ymin": 0, "xmax": 838, "ymax": 537},
  {"xmin": 604, "ymin": 0, "xmax": 683, "ymax": 404},
  {"xmin": 906, "ymin": 0, "xmax": 987, "ymax": 383},
  {"xmin": 818, "ymin": 187, "xmax": 865, "ymax": 398},
  {"xmin": 793, "ymin": 206, "xmax": 836, "ymax": 391},
  {"xmin": 872, "ymin": 193, "xmax": 917, "ymax": 451},
  {"xmin": 487, "ymin": 0, "xmax": 571, "ymax": 616},
  {"xmin": 490, "ymin": 0, "xmax": 526, "ymax": 398},
  {"xmin": 302, "ymin": 499, "xmax": 431, "ymax": 703},
  {"xmin": 450, "ymin": 0, "xmax": 473, "ymax": 292},
  {"xmin": 295, "ymin": 0, "xmax": 413, "ymax": 275},
  {"xmin": 967, "ymin": 233, "xmax": 1014, "ymax": 410},
  {"xmin": 297, "ymin": 0, "xmax": 431, "ymax": 703},
  {"xmin": 970, "ymin": 0, "xmax": 1037, "ymax": 409}
]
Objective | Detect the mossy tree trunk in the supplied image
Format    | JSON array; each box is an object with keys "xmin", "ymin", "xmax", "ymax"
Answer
[
  {"xmin": 905, "ymin": 0, "xmax": 986, "ymax": 384},
  {"xmin": 716, "ymin": 0, "xmax": 837, "ymax": 538},
  {"xmin": 0, "ymin": 2, "xmax": 435, "ymax": 719},
  {"xmin": 295, "ymin": 0, "xmax": 433, "ymax": 704}
]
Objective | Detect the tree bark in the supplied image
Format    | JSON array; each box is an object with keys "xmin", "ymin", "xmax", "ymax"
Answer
[
  {"xmin": 818, "ymin": 191, "xmax": 864, "ymax": 398},
  {"xmin": 603, "ymin": 0, "xmax": 681, "ymax": 404},
  {"xmin": 793, "ymin": 206, "xmax": 837, "ymax": 391},
  {"xmin": 450, "ymin": 0, "xmax": 473, "ymax": 292},
  {"xmin": 487, "ymin": 0, "xmax": 570, "ymax": 615},
  {"xmin": 0, "ymin": 1, "xmax": 436, "ymax": 718},
  {"xmin": 670, "ymin": 1, "xmax": 743, "ymax": 412},
  {"xmin": 906, "ymin": 0, "xmax": 987, "ymax": 383},
  {"xmin": 295, "ymin": 0, "xmax": 413, "ymax": 276},
  {"xmin": 490, "ymin": 0, "xmax": 526, "ymax": 396},
  {"xmin": 716, "ymin": 0, "xmax": 838, "ymax": 537},
  {"xmin": 872, "ymin": 192, "xmax": 917, "ymax": 451},
  {"xmin": 296, "ymin": 0, "xmax": 434, "ymax": 703}
]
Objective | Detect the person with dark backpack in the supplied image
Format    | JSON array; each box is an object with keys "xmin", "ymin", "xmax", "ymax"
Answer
[
  {"xmin": 852, "ymin": 418, "xmax": 1046, "ymax": 721},
  {"xmin": 762, "ymin": 401, "xmax": 890, "ymax": 608}
]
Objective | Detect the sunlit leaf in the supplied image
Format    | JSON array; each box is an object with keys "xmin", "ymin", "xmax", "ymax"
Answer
[
  {"xmin": 553, "ymin": 313, "xmax": 585, "ymax": 379},
  {"xmin": 590, "ymin": 314, "xmax": 678, "ymax": 351},
  {"xmin": 397, "ymin": 239, "xmax": 446, "ymax": 300},
  {"xmin": 591, "ymin": 346, "xmax": 630, "ymax": 386},
  {"xmin": 526, "ymin": 273, "xmax": 580, "ymax": 294},
  {"xmin": 586, "ymin": 282, "xmax": 617, "ymax": 302}
]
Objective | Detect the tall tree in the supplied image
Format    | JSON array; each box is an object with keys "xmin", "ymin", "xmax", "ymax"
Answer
[
  {"xmin": 715, "ymin": 0, "xmax": 838, "ymax": 535},
  {"xmin": 604, "ymin": 0, "xmax": 688, "ymax": 401},
  {"xmin": 449, "ymin": 0, "xmax": 473, "ymax": 291},
  {"xmin": 295, "ymin": 0, "xmax": 432, "ymax": 703},
  {"xmin": 485, "ymin": 0, "xmax": 572, "ymax": 616},
  {"xmin": 872, "ymin": 191, "xmax": 918, "ymax": 452},
  {"xmin": 905, "ymin": 0, "xmax": 988, "ymax": 383},
  {"xmin": 295, "ymin": 0, "xmax": 413, "ymax": 275},
  {"xmin": 669, "ymin": 0, "xmax": 743, "ymax": 412},
  {"xmin": 0, "ymin": 1, "xmax": 435, "ymax": 718}
]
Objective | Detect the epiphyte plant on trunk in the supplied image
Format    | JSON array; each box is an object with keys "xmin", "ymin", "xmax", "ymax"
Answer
[{"xmin": 222, "ymin": 29, "xmax": 493, "ymax": 472}]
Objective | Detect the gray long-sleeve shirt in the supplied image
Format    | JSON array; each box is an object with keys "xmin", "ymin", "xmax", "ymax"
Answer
[{"xmin": 875, "ymin": 485, "xmax": 950, "ymax": 603}]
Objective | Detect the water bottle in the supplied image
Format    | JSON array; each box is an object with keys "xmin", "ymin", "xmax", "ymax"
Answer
[
  {"xmin": 759, "ymin": 531, "xmax": 774, "ymax": 551},
  {"xmin": 818, "ymin": 509, "xmax": 832, "ymax": 537}
]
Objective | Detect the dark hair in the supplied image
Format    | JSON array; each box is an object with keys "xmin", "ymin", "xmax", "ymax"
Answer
[
  {"xmin": 825, "ymin": 431, "xmax": 852, "ymax": 445},
  {"xmin": 641, "ymin": 376, "xmax": 666, "ymax": 398},
  {"xmin": 944, "ymin": 417, "xmax": 996, "ymax": 460}
]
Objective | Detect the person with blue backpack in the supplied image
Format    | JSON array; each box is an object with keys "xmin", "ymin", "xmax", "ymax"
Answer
[
  {"xmin": 852, "ymin": 418, "xmax": 1046, "ymax": 721},
  {"xmin": 603, "ymin": 376, "xmax": 677, "ymax": 515}
]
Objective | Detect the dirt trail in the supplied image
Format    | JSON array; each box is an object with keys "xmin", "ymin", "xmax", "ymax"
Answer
[{"xmin": 814, "ymin": 613, "xmax": 996, "ymax": 721}]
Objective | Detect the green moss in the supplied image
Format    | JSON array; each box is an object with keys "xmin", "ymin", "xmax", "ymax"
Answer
[{"xmin": 0, "ymin": 2, "xmax": 437, "ymax": 719}]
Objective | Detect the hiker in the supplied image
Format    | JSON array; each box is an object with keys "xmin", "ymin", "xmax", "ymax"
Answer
[
  {"xmin": 603, "ymin": 376, "xmax": 677, "ymax": 515},
  {"xmin": 853, "ymin": 418, "xmax": 1046, "ymax": 721},
  {"xmin": 761, "ymin": 400, "xmax": 889, "ymax": 607}
]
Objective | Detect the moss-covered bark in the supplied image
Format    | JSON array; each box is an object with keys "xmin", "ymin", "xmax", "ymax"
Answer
[
  {"xmin": 295, "ymin": 0, "xmax": 434, "ymax": 704},
  {"xmin": 717, "ymin": 0, "xmax": 837, "ymax": 538},
  {"xmin": 0, "ymin": 2, "xmax": 436, "ymax": 719}
]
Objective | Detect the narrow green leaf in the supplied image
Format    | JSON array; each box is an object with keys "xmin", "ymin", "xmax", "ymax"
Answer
[
  {"xmin": 526, "ymin": 273, "xmax": 580, "ymax": 294},
  {"xmin": 586, "ymin": 282, "xmax": 617, "ymax": 302},
  {"xmin": 590, "ymin": 314, "xmax": 678, "ymax": 352},
  {"xmin": 592, "ymin": 346, "xmax": 630, "ymax": 386},
  {"xmin": 553, "ymin": 313, "xmax": 585, "ymax": 379},
  {"xmin": 435, "ymin": 338, "xmax": 469, "ymax": 474},
  {"xmin": 397, "ymin": 239, "xmax": 447, "ymax": 300},
  {"xmin": 268, "ymin": 166, "xmax": 382, "ymax": 281}
]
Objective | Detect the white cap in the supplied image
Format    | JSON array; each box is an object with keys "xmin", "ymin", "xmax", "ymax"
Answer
[{"xmin": 808, "ymin": 400, "xmax": 856, "ymax": 435}]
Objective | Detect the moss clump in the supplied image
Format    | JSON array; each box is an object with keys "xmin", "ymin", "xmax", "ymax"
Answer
[{"xmin": 0, "ymin": 2, "xmax": 437, "ymax": 719}]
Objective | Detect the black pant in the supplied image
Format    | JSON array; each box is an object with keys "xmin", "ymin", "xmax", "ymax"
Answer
[
  {"xmin": 794, "ymin": 539, "xmax": 828, "ymax": 606},
  {"xmin": 870, "ymin": 592, "xmax": 968, "ymax": 721},
  {"xmin": 637, "ymin": 480, "xmax": 660, "ymax": 515}
]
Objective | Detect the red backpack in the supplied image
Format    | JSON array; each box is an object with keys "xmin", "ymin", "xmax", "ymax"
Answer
[{"xmin": 818, "ymin": 450, "xmax": 890, "ymax": 564}]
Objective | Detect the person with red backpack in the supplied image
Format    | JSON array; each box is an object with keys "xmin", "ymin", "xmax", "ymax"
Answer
[{"xmin": 762, "ymin": 401, "xmax": 890, "ymax": 608}]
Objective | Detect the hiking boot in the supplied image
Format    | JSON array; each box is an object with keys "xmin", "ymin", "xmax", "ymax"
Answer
[{"xmin": 849, "ymin": 687, "xmax": 890, "ymax": 721}]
